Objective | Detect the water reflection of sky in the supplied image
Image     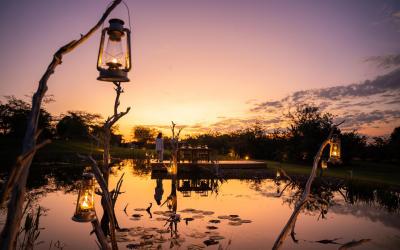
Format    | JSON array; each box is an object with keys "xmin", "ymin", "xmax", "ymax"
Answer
[{"xmin": 1, "ymin": 160, "xmax": 399, "ymax": 249}]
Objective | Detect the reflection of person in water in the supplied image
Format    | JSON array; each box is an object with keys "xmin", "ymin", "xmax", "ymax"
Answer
[{"xmin": 154, "ymin": 179, "xmax": 164, "ymax": 205}]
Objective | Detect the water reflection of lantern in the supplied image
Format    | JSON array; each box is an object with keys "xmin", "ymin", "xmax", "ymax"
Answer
[
  {"xmin": 329, "ymin": 135, "xmax": 341, "ymax": 163},
  {"xmin": 276, "ymin": 170, "xmax": 281, "ymax": 178},
  {"xmin": 321, "ymin": 159, "xmax": 328, "ymax": 169},
  {"xmin": 97, "ymin": 19, "xmax": 131, "ymax": 82},
  {"xmin": 72, "ymin": 173, "xmax": 96, "ymax": 222}
]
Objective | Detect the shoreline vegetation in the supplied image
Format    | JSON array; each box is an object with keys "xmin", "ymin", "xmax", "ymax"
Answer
[
  {"xmin": 1, "ymin": 98, "xmax": 399, "ymax": 189},
  {"xmin": 2, "ymin": 139, "xmax": 396, "ymax": 187}
]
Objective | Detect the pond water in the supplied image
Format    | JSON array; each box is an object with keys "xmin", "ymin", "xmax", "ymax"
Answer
[{"xmin": 1, "ymin": 159, "xmax": 400, "ymax": 249}]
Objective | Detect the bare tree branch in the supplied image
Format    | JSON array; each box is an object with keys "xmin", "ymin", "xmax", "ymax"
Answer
[
  {"xmin": 87, "ymin": 156, "xmax": 118, "ymax": 250},
  {"xmin": 0, "ymin": 1, "xmax": 122, "ymax": 249},
  {"xmin": 91, "ymin": 218, "xmax": 110, "ymax": 250},
  {"xmin": 272, "ymin": 127, "xmax": 338, "ymax": 250}
]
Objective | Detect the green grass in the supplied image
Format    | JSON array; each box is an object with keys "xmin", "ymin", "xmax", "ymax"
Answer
[
  {"xmin": 35, "ymin": 140, "xmax": 136, "ymax": 161},
  {"xmin": 264, "ymin": 160, "xmax": 400, "ymax": 186},
  {"xmin": 13, "ymin": 139, "xmax": 400, "ymax": 186},
  {"xmin": 34, "ymin": 140, "xmax": 172, "ymax": 162}
]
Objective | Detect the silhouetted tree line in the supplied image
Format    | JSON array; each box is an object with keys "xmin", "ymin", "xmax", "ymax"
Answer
[
  {"xmin": 182, "ymin": 104, "xmax": 400, "ymax": 164},
  {"xmin": 1, "ymin": 97, "xmax": 399, "ymax": 165},
  {"xmin": 0, "ymin": 96, "xmax": 124, "ymax": 165}
]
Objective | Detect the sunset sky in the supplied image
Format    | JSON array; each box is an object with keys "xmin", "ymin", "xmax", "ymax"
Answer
[{"xmin": 0, "ymin": 0, "xmax": 399, "ymax": 139}]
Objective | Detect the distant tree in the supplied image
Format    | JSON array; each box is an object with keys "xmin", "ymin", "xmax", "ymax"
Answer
[
  {"xmin": 340, "ymin": 131, "xmax": 367, "ymax": 163},
  {"xmin": 111, "ymin": 133, "xmax": 123, "ymax": 146},
  {"xmin": 132, "ymin": 126, "xmax": 156, "ymax": 147},
  {"xmin": 56, "ymin": 111, "xmax": 102, "ymax": 140},
  {"xmin": 0, "ymin": 96, "xmax": 53, "ymax": 141},
  {"xmin": 56, "ymin": 113, "xmax": 88, "ymax": 140},
  {"xmin": 286, "ymin": 104, "xmax": 335, "ymax": 162},
  {"xmin": 388, "ymin": 127, "xmax": 400, "ymax": 161},
  {"xmin": 0, "ymin": 96, "xmax": 53, "ymax": 168},
  {"xmin": 367, "ymin": 136, "xmax": 389, "ymax": 162}
]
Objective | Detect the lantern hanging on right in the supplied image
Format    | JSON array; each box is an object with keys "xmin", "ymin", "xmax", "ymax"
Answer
[
  {"xmin": 328, "ymin": 135, "xmax": 341, "ymax": 164},
  {"xmin": 321, "ymin": 159, "xmax": 328, "ymax": 169},
  {"xmin": 97, "ymin": 18, "xmax": 131, "ymax": 82}
]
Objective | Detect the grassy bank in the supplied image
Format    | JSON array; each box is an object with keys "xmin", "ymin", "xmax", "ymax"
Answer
[
  {"xmin": 265, "ymin": 160, "xmax": 400, "ymax": 186},
  {"xmin": 33, "ymin": 140, "xmax": 159, "ymax": 163},
  {"xmin": 3, "ymin": 139, "xmax": 398, "ymax": 186}
]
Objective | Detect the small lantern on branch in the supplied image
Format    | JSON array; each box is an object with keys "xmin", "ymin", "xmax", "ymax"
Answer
[
  {"xmin": 321, "ymin": 159, "xmax": 328, "ymax": 169},
  {"xmin": 328, "ymin": 135, "xmax": 341, "ymax": 164},
  {"xmin": 72, "ymin": 173, "xmax": 96, "ymax": 223},
  {"xmin": 276, "ymin": 170, "xmax": 281, "ymax": 179},
  {"xmin": 97, "ymin": 18, "xmax": 132, "ymax": 82}
]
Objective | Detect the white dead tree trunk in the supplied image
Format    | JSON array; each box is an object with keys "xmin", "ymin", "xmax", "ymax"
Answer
[
  {"xmin": 88, "ymin": 156, "xmax": 119, "ymax": 250},
  {"xmin": 88, "ymin": 81, "xmax": 130, "ymax": 241},
  {"xmin": 170, "ymin": 121, "xmax": 183, "ymax": 175},
  {"xmin": 0, "ymin": 1, "xmax": 122, "ymax": 249},
  {"xmin": 101, "ymin": 82, "xmax": 130, "ymax": 178},
  {"xmin": 272, "ymin": 122, "xmax": 343, "ymax": 250}
]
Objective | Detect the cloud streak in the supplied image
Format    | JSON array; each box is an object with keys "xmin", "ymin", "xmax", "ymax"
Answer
[{"xmin": 242, "ymin": 67, "xmax": 400, "ymax": 135}]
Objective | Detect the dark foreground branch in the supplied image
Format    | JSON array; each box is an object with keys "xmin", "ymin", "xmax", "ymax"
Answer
[
  {"xmin": 87, "ymin": 156, "xmax": 118, "ymax": 250},
  {"xmin": 0, "ymin": 1, "xmax": 122, "ymax": 249}
]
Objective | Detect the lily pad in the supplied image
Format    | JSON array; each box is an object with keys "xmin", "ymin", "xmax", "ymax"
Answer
[
  {"xmin": 240, "ymin": 219, "xmax": 252, "ymax": 223},
  {"xmin": 202, "ymin": 211, "xmax": 215, "ymax": 215},
  {"xmin": 209, "ymin": 219, "xmax": 220, "ymax": 224},
  {"xmin": 134, "ymin": 208, "xmax": 146, "ymax": 211},
  {"xmin": 228, "ymin": 221, "xmax": 242, "ymax": 226},
  {"xmin": 229, "ymin": 217, "xmax": 241, "ymax": 221},
  {"xmin": 204, "ymin": 231, "xmax": 220, "ymax": 236},
  {"xmin": 180, "ymin": 208, "xmax": 196, "ymax": 213},
  {"xmin": 217, "ymin": 215, "xmax": 230, "ymax": 219},
  {"xmin": 203, "ymin": 239, "xmax": 219, "ymax": 246},
  {"xmin": 206, "ymin": 226, "xmax": 218, "ymax": 230},
  {"xmin": 192, "ymin": 214, "xmax": 204, "ymax": 219},
  {"xmin": 132, "ymin": 214, "xmax": 143, "ymax": 218},
  {"xmin": 209, "ymin": 235, "xmax": 225, "ymax": 241}
]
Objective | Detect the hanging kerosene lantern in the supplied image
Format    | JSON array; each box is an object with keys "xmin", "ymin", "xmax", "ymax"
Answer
[
  {"xmin": 97, "ymin": 18, "xmax": 131, "ymax": 82},
  {"xmin": 72, "ymin": 173, "xmax": 96, "ymax": 222}
]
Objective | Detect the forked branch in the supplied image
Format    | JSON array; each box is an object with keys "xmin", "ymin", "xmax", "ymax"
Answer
[{"xmin": 272, "ymin": 122, "xmax": 343, "ymax": 249}]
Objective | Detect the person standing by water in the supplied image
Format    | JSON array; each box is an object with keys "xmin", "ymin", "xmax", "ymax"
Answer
[{"xmin": 155, "ymin": 132, "xmax": 164, "ymax": 162}]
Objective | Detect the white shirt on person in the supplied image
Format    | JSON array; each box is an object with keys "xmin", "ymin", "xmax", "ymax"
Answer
[{"xmin": 155, "ymin": 138, "xmax": 164, "ymax": 151}]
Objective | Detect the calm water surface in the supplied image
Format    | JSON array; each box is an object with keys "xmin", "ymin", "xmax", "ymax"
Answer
[{"xmin": 1, "ymin": 160, "xmax": 399, "ymax": 249}]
